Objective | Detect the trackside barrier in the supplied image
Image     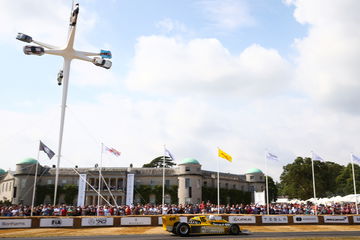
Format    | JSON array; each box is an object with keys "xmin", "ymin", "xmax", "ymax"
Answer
[{"xmin": 0, "ymin": 215, "xmax": 359, "ymax": 229}]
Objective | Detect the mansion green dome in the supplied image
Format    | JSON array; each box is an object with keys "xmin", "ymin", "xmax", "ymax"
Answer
[
  {"xmin": 180, "ymin": 158, "xmax": 200, "ymax": 165},
  {"xmin": 17, "ymin": 158, "xmax": 38, "ymax": 165},
  {"xmin": 0, "ymin": 168, "xmax": 6, "ymax": 174},
  {"xmin": 245, "ymin": 168, "xmax": 263, "ymax": 174}
]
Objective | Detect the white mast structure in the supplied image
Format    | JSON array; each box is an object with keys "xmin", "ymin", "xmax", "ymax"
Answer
[
  {"xmin": 16, "ymin": 2, "xmax": 113, "ymax": 205},
  {"xmin": 351, "ymin": 154, "xmax": 359, "ymax": 215}
]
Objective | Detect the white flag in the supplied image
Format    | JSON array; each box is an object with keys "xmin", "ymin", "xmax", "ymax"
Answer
[
  {"xmin": 165, "ymin": 148, "xmax": 175, "ymax": 160},
  {"xmin": 352, "ymin": 154, "xmax": 360, "ymax": 164},
  {"xmin": 266, "ymin": 152, "xmax": 278, "ymax": 161},
  {"xmin": 312, "ymin": 152, "xmax": 323, "ymax": 161}
]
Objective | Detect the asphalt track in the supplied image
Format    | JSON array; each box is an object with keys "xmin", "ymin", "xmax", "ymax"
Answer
[{"xmin": 2, "ymin": 231, "xmax": 360, "ymax": 240}]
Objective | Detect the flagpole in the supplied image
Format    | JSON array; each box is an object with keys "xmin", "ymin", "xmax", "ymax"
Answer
[
  {"xmin": 265, "ymin": 152, "xmax": 269, "ymax": 215},
  {"xmin": 351, "ymin": 154, "xmax": 359, "ymax": 215},
  {"xmin": 217, "ymin": 155, "xmax": 220, "ymax": 215},
  {"xmin": 31, "ymin": 143, "xmax": 41, "ymax": 217},
  {"xmin": 97, "ymin": 143, "xmax": 104, "ymax": 215},
  {"xmin": 216, "ymin": 147, "xmax": 232, "ymax": 214},
  {"xmin": 311, "ymin": 154, "xmax": 317, "ymax": 215},
  {"xmin": 162, "ymin": 145, "xmax": 166, "ymax": 215}
]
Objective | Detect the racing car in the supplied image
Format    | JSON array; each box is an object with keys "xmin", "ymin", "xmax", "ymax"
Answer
[{"xmin": 162, "ymin": 215, "xmax": 240, "ymax": 237}]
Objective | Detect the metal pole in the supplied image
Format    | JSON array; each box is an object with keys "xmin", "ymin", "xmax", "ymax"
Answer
[
  {"xmin": 31, "ymin": 145, "xmax": 41, "ymax": 216},
  {"xmin": 351, "ymin": 154, "xmax": 359, "ymax": 214},
  {"xmin": 311, "ymin": 157, "xmax": 317, "ymax": 215},
  {"xmin": 265, "ymin": 152, "xmax": 269, "ymax": 215},
  {"xmin": 217, "ymin": 157, "xmax": 220, "ymax": 214},
  {"xmin": 162, "ymin": 145, "xmax": 166, "ymax": 215},
  {"xmin": 97, "ymin": 143, "xmax": 104, "ymax": 215},
  {"xmin": 53, "ymin": 58, "xmax": 71, "ymax": 205}
]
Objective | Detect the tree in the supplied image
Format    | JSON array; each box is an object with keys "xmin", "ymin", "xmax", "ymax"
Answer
[
  {"xmin": 279, "ymin": 157, "xmax": 344, "ymax": 200},
  {"xmin": 63, "ymin": 184, "xmax": 78, "ymax": 205},
  {"xmin": 323, "ymin": 161, "xmax": 343, "ymax": 196},
  {"xmin": 266, "ymin": 176, "xmax": 278, "ymax": 202},
  {"xmin": 202, "ymin": 186, "xmax": 251, "ymax": 205},
  {"xmin": 279, "ymin": 157, "xmax": 314, "ymax": 199},
  {"xmin": 336, "ymin": 163, "xmax": 360, "ymax": 195},
  {"xmin": 142, "ymin": 156, "xmax": 176, "ymax": 168}
]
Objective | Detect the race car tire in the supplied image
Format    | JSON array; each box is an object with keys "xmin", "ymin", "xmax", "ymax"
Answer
[
  {"xmin": 172, "ymin": 222, "xmax": 180, "ymax": 235},
  {"xmin": 229, "ymin": 224, "xmax": 240, "ymax": 235},
  {"xmin": 176, "ymin": 222, "xmax": 190, "ymax": 237}
]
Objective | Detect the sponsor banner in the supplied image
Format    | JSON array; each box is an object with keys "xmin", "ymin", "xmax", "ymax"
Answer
[
  {"xmin": 0, "ymin": 219, "xmax": 32, "ymax": 228},
  {"xmin": 201, "ymin": 226, "xmax": 225, "ymax": 234},
  {"xmin": 126, "ymin": 174, "xmax": 134, "ymax": 206},
  {"xmin": 81, "ymin": 217, "xmax": 114, "ymax": 226},
  {"xmin": 121, "ymin": 217, "xmax": 151, "ymax": 225},
  {"xmin": 40, "ymin": 218, "xmax": 74, "ymax": 227},
  {"xmin": 228, "ymin": 216, "xmax": 256, "ymax": 224},
  {"xmin": 353, "ymin": 216, "xmax": 360, "ymax": 223},
  {"xmin": 158, "ymin": 216, "xmax": 187, "ymax": 225},
  {"xmin": 77, "ymin": 174, "xmax": 87, "ymax": 207},
  {"xmin": 324, "ymin": 216, "xmax": 349, "ymax": 223},
  {"xmin": 262, "ymin": 216, "xmax": 288, "ymax": 224},
  {"xmin": 293, "ymin": 216, "xmax": 318, "ymax": 223}
]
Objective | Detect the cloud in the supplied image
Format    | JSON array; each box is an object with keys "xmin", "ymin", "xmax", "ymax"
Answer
[
  {"xmin": 71, "ymin": 60, "xmax": 117, "ymax": 86},
  {"xmin": 199, "ymin": 0, "xmax": 255, "ymax": 30},
  {"xmin": 156, "ymin": 18, "xmax": 188, "ymax": 34},
  {"xmin": 125, "ymin": 36, "xmax": 291, "ymax": 97},
  {"xmin": 0, "ymin": 0, "xmax": 69, "ymax": 46},
  {"xmin": 0, "ymin": 0, "xmax": 97, "ymax": 47},
  {"xmin": 290, "ymin": 0, "xmax": 360, "ymax": 114},
  {"xmin": 2, "ymin": 91, "xmax": 360, "ymax": 181}
]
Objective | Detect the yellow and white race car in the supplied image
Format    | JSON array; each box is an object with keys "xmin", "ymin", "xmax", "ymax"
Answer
[{"xmin": 162, "ymin": 215, "xmax": 240, "ymax": 237}]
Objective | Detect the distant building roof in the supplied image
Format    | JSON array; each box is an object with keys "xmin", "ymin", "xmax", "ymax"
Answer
[
  {"xmin": 17, "ymin": 158, "xmax": 38, "ymax": 165},
  {"xmin": 245, "ymin": 168, "xmax": 263, "ymax": 174},
  {"xmin": 0, "ymin": 168, "xmax": 6, "ymax": 174},
  {"xmin": 179, "ymin": 158, "xmax": 200, "ymax": 165}
]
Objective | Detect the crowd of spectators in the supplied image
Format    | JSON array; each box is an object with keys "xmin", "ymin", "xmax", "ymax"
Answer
[{"xmin": 1, "ymin": 202, "xmax": 359, "ymax": 217}]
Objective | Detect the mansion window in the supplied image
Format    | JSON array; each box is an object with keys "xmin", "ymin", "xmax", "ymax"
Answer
[{"xmin": 185, "ymin": 178, "xmax": 191, "ymax": 188}]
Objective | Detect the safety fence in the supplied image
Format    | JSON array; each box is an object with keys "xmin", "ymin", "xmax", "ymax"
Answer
[{"xmin": 0, "ymin": 215, "xmax": 359, "ymax": 229}]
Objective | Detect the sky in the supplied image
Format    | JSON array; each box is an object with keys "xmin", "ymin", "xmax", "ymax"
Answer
[{"xmin": 1, "ymin": 0, "xmax": 360, "ymax": 182}]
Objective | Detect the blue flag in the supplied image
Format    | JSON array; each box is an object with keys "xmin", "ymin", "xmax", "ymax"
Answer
[{"xmin": 165, "ymin": 148, "xmax": 175, "ymax": 160}]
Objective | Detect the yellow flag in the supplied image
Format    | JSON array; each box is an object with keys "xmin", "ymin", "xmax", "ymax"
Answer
[{"xmin": 218, "ymin": 148, "xmax": 232, "ymax": 162}]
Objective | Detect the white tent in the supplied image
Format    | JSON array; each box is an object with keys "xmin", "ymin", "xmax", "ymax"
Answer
[
  {"xmin": 342, "ymin": 194, "xmax": 360, "ymax": 203},
  {"xmin": 305, "ymin": 194, "xmax": 360, "ymax": 204}
]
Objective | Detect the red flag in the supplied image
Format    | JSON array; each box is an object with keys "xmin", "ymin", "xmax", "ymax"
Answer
[{"xmin": 104, "ymin": 146, "xmax": 121, "ymax": 157}]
